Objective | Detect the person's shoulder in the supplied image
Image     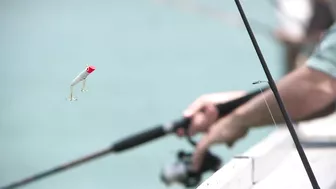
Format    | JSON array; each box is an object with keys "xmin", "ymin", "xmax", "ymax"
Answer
[
  {"xmin": 306, "ymin": 24, "xmax": 336, "ymax": 78},
  {"xmin": 316, "ymin": 24, "xmax": 336, "ymax": 51}
]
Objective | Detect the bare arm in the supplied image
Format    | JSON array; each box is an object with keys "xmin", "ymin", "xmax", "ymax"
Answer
[
  {"xmin": 232, "ymin": 66, "xmax": 336, "ymax": 128},
  {"xmin": 186, "ymin": 65, "xmax": 336, "ymax": 171},
  {"xmin": 303, "ymin": 101, "xmax": 335, "ymax": 120}
]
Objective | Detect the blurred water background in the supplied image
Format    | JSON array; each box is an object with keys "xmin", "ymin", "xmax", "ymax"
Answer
[{"xmin": 0, "ymin": 0, "xmax": 285, "ymax": 189}]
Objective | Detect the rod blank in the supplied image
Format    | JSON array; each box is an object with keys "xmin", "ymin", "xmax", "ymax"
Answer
[{"xmin": 233, "ymin": 0, "xmax": 320, "ymax": 188}]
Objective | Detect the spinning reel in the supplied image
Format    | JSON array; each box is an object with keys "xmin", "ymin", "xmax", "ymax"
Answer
[{"xmin": 160, "ymin": 128, "xmax": 222, "ymax": 188}]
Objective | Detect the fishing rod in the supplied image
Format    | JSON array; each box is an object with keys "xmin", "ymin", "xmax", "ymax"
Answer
[
  {"xmin": 233, "ymin": 0, "xmax": 320, "ymax": 188},
  {"xmin": 0, "ymin": 87, "xmax": 265, "ymax": 189}
]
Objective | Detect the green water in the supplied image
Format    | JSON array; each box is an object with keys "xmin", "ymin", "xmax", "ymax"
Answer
[{"xmin": 0, "ymin": 0, "xmax": 284, "ymax": 189}]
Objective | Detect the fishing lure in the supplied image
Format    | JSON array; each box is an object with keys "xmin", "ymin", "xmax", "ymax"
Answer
[{"xmin": 68, "ymin": 65, "xmax": 96, "ymax": 101}]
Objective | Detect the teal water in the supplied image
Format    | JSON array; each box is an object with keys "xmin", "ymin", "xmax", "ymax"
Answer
[{"xmin": 0, "ymin": 0, "xmax": 284, "ymax": 189}]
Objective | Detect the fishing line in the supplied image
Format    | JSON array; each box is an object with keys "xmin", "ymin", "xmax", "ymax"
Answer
[
  {"xmin": 155, "ymin": 0, "xmax": 275, "ymax": 38},
  {"xmin": 253, "ymin": 81, "xmax": 279, "ymax": 128},
  {"xmin": 155, "ymin": 0, "xmax": 313, "ymax": 42}
]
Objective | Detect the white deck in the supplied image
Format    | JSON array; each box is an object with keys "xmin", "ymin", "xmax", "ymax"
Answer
[
  {"xmin": 252, "ymin": 148, "xmax": 336, "ymax": 189},
  {"xmin": 197, "ymin": 113, "xmax": 336, "ymax": 189}
]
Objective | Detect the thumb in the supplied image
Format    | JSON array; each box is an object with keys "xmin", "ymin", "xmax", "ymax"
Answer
[
  {"xmin": 191, "ymin": 134, "xmax": 213, "ymax": 172},
  {"xmin": 183, "ymin": 98, "xmax": 205, "ymax": 118},
  {"xmin": 188, "ymin": 103, "xmax": 218, "ymax": 136}
]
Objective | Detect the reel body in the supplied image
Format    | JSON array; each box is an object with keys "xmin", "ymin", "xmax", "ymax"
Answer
[{"xmin": 160, "ymin": 149, "xmax": 221, "ymax": 187}]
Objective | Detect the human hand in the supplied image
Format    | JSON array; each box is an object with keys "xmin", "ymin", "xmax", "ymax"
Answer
[
  {"xmin": 177, "ymin": 91, "xmax": 248, "ymax": 171},
  {"xmin": 176, "ymin": 91, "xmax": 247, "ymax": 137},
  {"xmin": 191, "ymin": 115, "xmax": 248, "ymax": 171}
]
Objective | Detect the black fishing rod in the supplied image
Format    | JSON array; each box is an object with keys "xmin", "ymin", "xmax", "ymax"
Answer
[
  {"xmin": 0, "ymin": 87, "xmax": 265, "ymax": 189},
  {"xmin": 233, "ymin": 0, "xmax": 320, "ymax": 188}
]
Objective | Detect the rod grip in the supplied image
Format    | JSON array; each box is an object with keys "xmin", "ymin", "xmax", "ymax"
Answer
[
  {"xmin": 216, "ymin": 88, "xmax": 261, "ymax": 117},
  {"xmin": 111, "ymin": 126, "xmax": 166, "ymax": 152}
]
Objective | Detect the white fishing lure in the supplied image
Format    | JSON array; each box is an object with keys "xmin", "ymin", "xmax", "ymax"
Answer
[{"xmin": 68, "ymin": 65, "xmax": 96, "ymax": 101}]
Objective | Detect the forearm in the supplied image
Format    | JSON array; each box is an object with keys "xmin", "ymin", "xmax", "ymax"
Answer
[
  {"xmin": 232, "ymin": 66, "xmax": 335, "ymax": 128},
  {"xmin": 303, "ymin": 101, "xmax": 335, "ymax": 120}
]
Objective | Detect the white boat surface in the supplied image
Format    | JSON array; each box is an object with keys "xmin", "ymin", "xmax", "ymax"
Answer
[{"xmin": 196, "ymin": 112, "xmax": 336, "ymax": 189}]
